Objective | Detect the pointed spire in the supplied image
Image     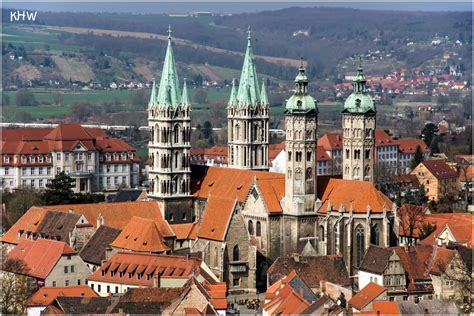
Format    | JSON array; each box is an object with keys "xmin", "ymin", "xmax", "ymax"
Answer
[
  {"xmin": 353, "ymin": 56, "xmax": 367, "ymax": 93},
  {"xmin": 228, "ymin": 78, "xmax": 237, "ymax": 107},
  {"xmin": 235, "ymin": 26, "xmax": 260, "ymax": 108},
  {"xmin": 260, "ymin": 79, "xmax": 269, "ymax": 105},
  {"xmin": 156, "ymin": 25, "xmax": 181, "ymax": 108},
  {"xmin": 148, "ymin": 79, "xmax": 157, "ymax": 108},
  {"xmin": 181, "ymin": 78, "xmax": 190, "ymax": 107}
]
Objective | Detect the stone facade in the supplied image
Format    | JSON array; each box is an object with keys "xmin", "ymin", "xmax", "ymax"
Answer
[{"xmin": 45, "ymin": 254, "xmax": 91, "ymax": 287}]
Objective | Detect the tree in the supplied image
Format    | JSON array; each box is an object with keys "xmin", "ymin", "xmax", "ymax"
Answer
[
  {"xmin": 429, "ymin": 135, "xmax": 441, "ymax": 155},
  {"xmin": 2, "ymin": 94, "xmax": 10, "ymax": 106},
  {"xmin": 193, "ymin": 89, "xmax": 208, "ymax": 104},
  {"xmin": 53, "ymin": 92, "xmax": 64, "ymax": 105},
  {"xmin": 202, "ymin": 121, "xmax": 213, "ymax": 139},
  {"xmin": 398, "ymin": 204, "xmax": 425, "ymax": 245},
  {"xmin": 41, "ymin": 172, "xmax": 76, "ymax": 205},
  {"xmin": 420, "ymin": 123, "xmax": 438, "ymax": 151},
  {"xmin": 5, "ymin": 188, "xmax": 42, "ymax": 224},
  {"xmin": 456, "ymin": 157, "xmax": 472, "ymax": 211},
  {"xmin": 15, "ymin": 89, "xmax": 38, "ymax": 106},
  {"xmin": 410, "ymin": 145, "xmax": 424, "ymax": 170},
  {"xmin": 1, "ymin": 254, "xmax": 35, "ymax": 314},
  {"xmin": 69, "ymin": 101, "xmax": 93, "ymax": 122},
  {"xmin": 418, "ymin": 221, "xmax": 436, "ymax": 240}
]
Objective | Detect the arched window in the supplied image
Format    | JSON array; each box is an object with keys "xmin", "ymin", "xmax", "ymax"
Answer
[
  {"xmin": 256, "ymin": 221, "xmax": 261, "ymax": 237},
  {"xmin": 318, "ymin": 225, "xmax": 325, "ymax": 242},
  {"xmin": 371, "ymin": 225, "xmax": 381, "ymax": 246},
  {"xmin": 333, "ymin": 223, "xmax": 339, "ymax": 254},
  {"xmin": 233, "ymin": 245, "xmax": 240, "ymax": 261},
  {"xmin": 248, "ymin": 220, "xmax": 254, "ymax": 235},
  {"xmin": 214, "ymin": 247, "xmax": 219, "ymax": 267},
  {"xmin": 355, "ymin": 225, "xmax": 365, "ymax": 267}
]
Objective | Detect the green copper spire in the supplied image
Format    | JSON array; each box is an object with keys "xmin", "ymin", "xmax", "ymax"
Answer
[
  {"xmin": 181, "ymin": 78, "xmax": 190, "ymax": 108},
  {"xmin": 156, "ymin": 25, "xmax": 181, "ymax": 109},
  {"xmin": 148, "ymin": 79, "xmax": 157, "ymax": 108},
  {"xmin": 235, "ymin": 26, "xmax": 261, "ymax": 108},
  {"xmin": 285, "ymin": 59, "xmax": 317, "ymax": 114},
  {"xmin": 343, "ymin": 58, "xmax": 375, "ymax": 113},
  {"xmin": 260, "ymin": 79, "xmax": 269, "ymax": 105},
  {"xmin": 228, "ymin": 78, "xmax": 238, "ymax": 107}
]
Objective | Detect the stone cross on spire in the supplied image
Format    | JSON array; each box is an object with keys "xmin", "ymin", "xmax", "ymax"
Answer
[
  {"xmin": 247, "ymin": 26, "xmax": 252, "ymax": 43},
  {"xmin": 167, "ymin": 24, "xmax": 172, "ymax": 40}
]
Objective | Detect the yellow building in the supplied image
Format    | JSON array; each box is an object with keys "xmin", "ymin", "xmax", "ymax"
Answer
[{"xmin": 411, "ymin": 160, "xmax": 458, "ymax": 201}]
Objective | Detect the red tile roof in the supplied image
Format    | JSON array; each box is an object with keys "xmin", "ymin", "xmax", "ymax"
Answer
[
  {"xmin": 171, "ymin": 222, "xmax": 200, "ymax": 240},
  {"xmin": 256, "ymin": 177, "xmax": 285, "ymax": 213},
  {"xmin": 197, "ymin": 196, "xmax": 237, "ymax": 241},
  {"xmin": 88, "ymin": 252, "xmax": 201, "ymax": 286},
  {"xmin": 110, "ymin": 216, "xmax": 170, "ymax": 253},
  {"xmin": 348, "ymin": 282, "xmax": 386, "ymax": 310},
  {"xmin": 367, "ymin": 301, "xmax": 401, "ymax": 315},
  {"xmin": 27, "ymin": 285, "xmax": 98, "ymax": 307},
  {"xmin": 394, "ymin": 138, "xmax": 429, "ymax": 154},
  {"xmin": 317, "ymin": 133, "xmax": 343, "ymax": 151},
  {"xmin": 319, "ymin": 179, "xmax": 393, "ymax": 213},
  {"xmin": 375, "ymin": 130, "xmax": 396, "ymax": 147},
  {"xmin": 419, "ymin": 213, "xmax": 473, "ymax": 247},
  {"xmin": 316, "ymin": 146, "xmax": 331, "ymax": 161},
  {"xmin": 5, "ymin": 239, "xmax": 75, "ymax": 279},
  {"xmin": 420, "ymin": 160, "xmax": 457, "ymax": 180},
  {"xmin": 0, "ymin": 206, "xmax": 48, "ymax": 245},
  {"xmin": 203, "ymin": 281, "xmax": 227, "ymax": 310}
]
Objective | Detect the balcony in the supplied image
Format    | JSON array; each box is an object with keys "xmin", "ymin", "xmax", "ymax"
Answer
[{"xmin": 228, "ymin": 261, "xmax": 247, "ymax": 273}]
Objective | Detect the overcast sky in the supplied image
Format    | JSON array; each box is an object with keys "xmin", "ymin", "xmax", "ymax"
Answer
[{"xmin": 3, "ymin": 1, "xmax": 472, "ymax": 14}]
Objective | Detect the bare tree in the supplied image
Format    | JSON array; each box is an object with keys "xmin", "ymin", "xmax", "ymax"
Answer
[
  {"xmin": 456, "ymin": 156, "xmax": 472, "ymax": 212},
  {"xmin": 398, "ymin": 204, "xmax": 426, "ymax": 245},
  {"xmin": 1, "ymin": 252, "xmax": 35, "ymax": 314}
]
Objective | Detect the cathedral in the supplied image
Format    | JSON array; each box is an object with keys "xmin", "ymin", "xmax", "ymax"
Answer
[{"xmin": 147, "ymin": 27, "xmax": 398, "ymax": 293}]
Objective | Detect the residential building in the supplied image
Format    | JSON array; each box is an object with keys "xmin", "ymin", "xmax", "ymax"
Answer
[
  {"xmin": 411, "ymin": 160, "xmax": 458, "ymax": 201},
  {"xmin": 170, "ymin": 222, "xmax": 199, "ymax": 252},
  {"xmin": 79, "ymin": 225, "xmax": 121, "ymax": 272},
  {"xmin": 263, "ymin": 270, "xmax": 317, "ymax": 316},
  {"xmin": 190, "ymin": 146, "xmax": 228, "ymax": 167},
  {"xmin": 3, "ymin": 239, "xmax": 91, "ymax": 287},
  {"xmin": 227, "ymin": 27, "xmax": 269, "ymax": 171},
  {"xmin": 27, "ymin": 285, "xmax": 98, "ymax": 316},
  {"xmin": 0, "ymin": 124, "xmax": 140, "ymax": 192},
  {"xmin": 395, "ymin": 138, "xmax": 430, "ymax": 173},
  {"xmin": 86, "ymin": 252, "xmax": 206, "ymax": 296},
  {"xmin": 348, "ymin": 282, "xmax": 387, "ymax": 313}
]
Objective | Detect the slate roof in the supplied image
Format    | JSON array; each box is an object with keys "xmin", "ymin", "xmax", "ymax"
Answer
[
  {"xmin": 110, "ymin": 287, "xmax": 185, "ymax": 314},
  {"xmin": 267, "ymin": 255, "xmax": 350, "ymax": 288},
  {"xmin": 5, "ymin": 239, "xmax": 75, "ymax": 279},
  {"xmin": 112, "ymin": 189, "xmax": 146, "ymax": 202},
  {"xmin": 55, "ymin": 296, "xmax": 114, "ymax": 314},
  {"xmin": 396, "ymin": 300, "xmax": 459, "ymax": 315},
  {"xmin": 35, "ymin": 211, "xmax": 82, "ymax": 244},
  {"xmin": 359, "ymin": 245, "xmax": 393, "ymax": 275},
  {"xmin": 27, "ymin": 286, "xmax": 98, "ymax": 307},
  {"xmin": 79, "ymin": 225, "xmax": 121, "ymax": 265},
  {"xmin": 348, "ymin": 282, "xmax": 386, "ymax": 310}
]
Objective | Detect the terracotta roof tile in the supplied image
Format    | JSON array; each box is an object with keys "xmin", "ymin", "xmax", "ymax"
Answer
[
  {"xmin": 0, "ymin": 206, "xmax": 47, "ymax": 245},
  {"xmin": 319, "ymin": 178, "xmax": 393, "ymax": 213},
  {"xmin": 394, "ymin": 138, "xmax": 429, "ymax": 154},
  {"xmin": 110, "ymin": 216, "xmax": 169, "ymax": 253},
  {"xmin": 256, "ymin": 177, "xmax": 285, "ymax": 213},
  {"xmin": 419, "ymin": 213, "xmax": 473, "ymax": 247},
  {"xmin": 348, "ymin": 282, "xmax": 386, "ymax": 310},
  {"xmin": 27, "ymin": 286, "xmax": 98, "ymax": 307},
  {"xmin": 317, "ymin": 133, "xmax": 343, "ymax": 150},
  {"xmin": 88, "ymin": 252, "xmax": 201, "ymax": 286},
  {"xmin": 197, "ymin": 196, "xmax": 236, "ymax": 241},
  {"xmin": 316, "ymin": 146, "xmax": 331, "ymax": 161},
  {"xmin": 171, "ymin": 222, "xmax": 200, "ymax": 240},
  {"xmin": 5, "ymin": 239, "xmax": 76, "ymax": 279},
  {"xmin": 369, "ymin": 301, "xmax": 401, "ymax": 315},
  {"xmin": 203, "ymin": 281, "xmax": 227, "ymax": 310},
  {"xmin": 359, "ymin": 245, "xmax": 393, "ymax": 275}
]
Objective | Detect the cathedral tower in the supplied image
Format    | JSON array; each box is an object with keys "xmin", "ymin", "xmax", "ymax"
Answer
[
  {"xmin": 227, "ymin": 27, "xmax": 269, "ymax": 170},
  {"xmin": 148, "ymin": 26, "xmax": 193, "ymax": 223},
  {"xmin": 342, "ymin": 61, "xmax": 376, "ymax": 182},
  {"xmin": 283, "ymin": 62, "xmax": 318, "ymax": 215}
]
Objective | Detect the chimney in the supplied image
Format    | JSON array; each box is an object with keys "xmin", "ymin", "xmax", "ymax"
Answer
[{"xmin": 424, "ymin": 308, "xmax": 429, "ymax": 316}]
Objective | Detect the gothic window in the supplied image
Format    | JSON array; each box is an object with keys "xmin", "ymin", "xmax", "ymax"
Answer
[
  {"xmin": 364, "ymin": 166, "xmax": 371, "ymax": 180},
  {"xmin": 233, "ymin": 245, "xmax": 240, "ymax": 262},
  {"xmin": 319, "ymin": 225, "xmax": 325, "ymax": 242},
  {"xmin": 333, "ymin": 223, "xmax": 338, "ymax": 254},
  {"xmin": 371, "ymin": 225, "xmax": 381, "ymax": 246},
  {"xmin": 346, "ymin": 149, "xmax": 350, "ymax": 159},
  {"xmin": 340, "ymin": 225, "xmax": 345, "ymax": 258},
  {"xmin": 306, "ymin": 168, "xmax": 312, "ymax": 180},
  {"xmin": 287, "ymin": 168, "xmax": 292, "ymax": 179},
  {"xmin": 354, "ymin": 150, "xmax": 361, "ymax": 160},
  {"xmin": 296, "ymin": 151, "xmax": 302, "ymax": 162},
  {"xmin": 174, "ymin": 125, "xmax": 179, "ymax": 143},
  {"xmin": 288, "ymin": 151, "xmax": 292, "ymax": 161},
  {"xmin": 365, "ymin": 149, "xmax": 370, "ymax": 159},
  {"xmin": 306, "ymin": 151, "xmax": 312, "ymax": 162},
  {"xmin": 256, "ymin": 221, "xmax": 261, "ymax": 237},
  {"xmin": 355, "ymin": 225, "xmax": 365, "ymax": 268},
  {"xmin": 248, "ymin": 220, "xmax": 254, "ymax": 235}
]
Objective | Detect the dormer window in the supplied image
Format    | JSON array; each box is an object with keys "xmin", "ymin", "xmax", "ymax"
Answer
[
  {"xmin": 121, "ymin": 153, "xmax": 127, "ymax": 160},
  {"xmin": 46, "ymin": 156, "xmax": 52, "ymax": 163},
  {"xmin": 101, "ymin": 270, "xmax": 106, "ymax": 276},
  {"xmin": 4, "ymin": 156, "xmax": 10, "ymax": 163},
  {"xmin": 22, "ymin": 156, "xmax": 27, "ymax": 163},
  {"xmin": 137, "ymin": 273, "xmax": 143, "ymax": 280},
  {"xmin": 113, "ymin": 153, "xmax": 119, "ymax": 161},
  {"xmin": 38, "ymin": 156, "xmax": 43, "ymax": 163},
  {"xmin": 128, "ymin": 152, "xmax": 133, "ymax": 159},
  {"xmin": 106, "ymin": 154, "xmax": 111, "ymax": 161}
]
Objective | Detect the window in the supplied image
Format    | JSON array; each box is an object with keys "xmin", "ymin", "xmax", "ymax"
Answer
[
  {"xmin": 182, "ymin": 213, "xmax": 186, "ymax": 220},
  {"xmin": 65, "ymin": 280, "xmax": 69, "ymax": 286},
  {"xmin": 168, "ymin": 213, "xmax": 174, "ymax": 221},
  {"xmin": 114, "ymin": 165, "xmax": 119, "ymax": 172},
  {"xmin": 306, "ymin": 151, "xmax": 312, "ymax": 161},
  {"xmin": 22, "ymin": 168, "xmax": 26, "ymax": 175},
  {"xmin": 248, "ymin": 220, "xmax": 254, "ymax": 235},
  {"xmin": 256, "ymin": 221, "xmax": 261, "ymax": 237},
  {"xmin": 107, "ymin": 285, "xmax": 110, "ymax": 293},
  {"xmin": 65, "ymin": 153, "xmax": 70, "ymax": 161},
  {"xmin": 39, "ymin": 180, "xmax": 43, "ymax": 187},
  {"xmin": 39, "ymin": 167, "xmax": 43, "ymax": 175},
  {"xmin": 22, "ymin": 156, "xmax": 27, "ymax": 163},
  {"xmin": 296, "ymin": 151, "xmax": 302, "ymax": 162},
  {"xmin": 64, "ymin": 266, "xmax": 69, "ymax": 274},
  {"xmin": 5, "ymin": 167, "xmax": 9, "ymax": 176},
  {"xmin": 56, "ymin": 167, "xmax": 61, "ymax": 174},
  {"xmin": 98, "ymin": 284, "xmax": 101, "ymax": 292},
  {"xmin": 121, "ymin": 153, "xmax": 127, "ymax": 160},
  {"xmin": 71, "ymin": 265, "xmax": 75, "ymax": 273},
  {"xmin": 370, "ymin": 225, "xmax": 380, "ymax": 246},
  {"xmin": 233, "ymin": 278, "xmax": 240, "ymax": 287},
  {"xmin": 355, "ymin": 225, "xmax": 365, "ymax": 268},
  {"xmin": 4, "ymin": 156, "xmax": 9, "ymax": 163},
  {"xmin": 87, "ymin": 152, "xmax": 92, "ymax": 160},
  {"xmin": 39, "ymin": 155, "xmax": 43, "ymax": 163},
  {"xmin": 77, "ymin": 280, "xmax": 81, "ymax": 285},
  {"xmin": 30, "ymin": 167, "xmax": 35, "ymax": 175},
  {"xmin": 288, "ymin": 151, "xmax": 292, "ymax": 161},
  {"xmin": 47, "ymin": 167, "xmax": 51, "ymax": 175},
  {"xmin": 52, "ymin": 281, "xmax": 56, "ymax": 287},
  {"xmin": 233, "ymin": 245, "xmax": 240, "ymax": 261},
  {"xmin": 67, "ymin": 255, "xmax": 71, "ymax": 260},
  {"xmin": 47, "ymin": 155, "xmax": 52, "ymax": 163},
  {"xmin": 114, "ymin": 153, "xmax": 119, "ymax": 160},
  {"xmin": 115, "ymin": 286, "xmax": 119, "ymax": 293}
]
